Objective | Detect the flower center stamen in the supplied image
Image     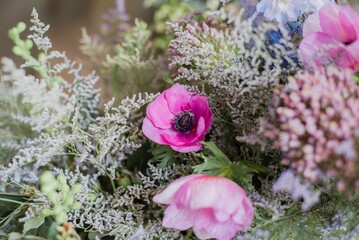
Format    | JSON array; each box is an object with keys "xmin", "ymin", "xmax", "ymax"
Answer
[{"xmin": 174, "ymin": 110, "xmax": 194, "ymax": 132}]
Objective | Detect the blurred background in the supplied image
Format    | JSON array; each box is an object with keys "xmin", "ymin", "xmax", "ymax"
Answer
[
  {"xmin": 0, "ymin": 0, "xmax": 358, "ymax": 67},
  {"xmin": 0, "ymin": 0, "xmax": 154, "ymax": 64}
]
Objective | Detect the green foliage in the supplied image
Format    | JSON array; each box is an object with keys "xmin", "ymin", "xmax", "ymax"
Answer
[
  {"xmin": 355, "ymin": 72, "xmax": 359, "ymax": 85},
  {"xmin": 144, "ymin": 0, "xmax": 207, "ymax": 50},
  {"xmin": 8, "ymin": 22, "xmax": 46, "ymax": 77},
  {"xmin": 0, "ymin": 193, "xmax": 28, "ymax": 229},
  {"xmin": 248, "ymin": 192, "xmax": 359, "ymax": 239},
  {"xmin": 148, "ymin": 143, "xmax": 175, "ymax": 168},
  {"xmin": 8, "ymin": 22, "xmax": 33, "ymax": 61},
  {"xmin": 39, "ymin": 171, "xmax": 81, "ymax": 224},
  {"xmin": 192, "ymin": 142, "xmax": 264, "ymax": 189}
]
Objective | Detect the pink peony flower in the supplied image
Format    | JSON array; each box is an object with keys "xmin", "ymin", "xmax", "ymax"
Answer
[
  {"xmin": 153, "ymin": 174, "xmax": 254, "ymax": 240},
  {"xmin": 298, "ymin": 3, "xmax": 359, "ymax": 71},
  {"xmin": 142, "ymin": 84, "xmax": 213, "ymax": 153}
]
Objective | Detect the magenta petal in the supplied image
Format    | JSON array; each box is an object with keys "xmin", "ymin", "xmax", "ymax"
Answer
[
  {"xmin": 142, "ymin": 117, "xmax": 171, "ymax": 145},
  {"xmin": 153, "ymin": 174, "xmax": 204, "ymax": 204},
  {"xmin": 146, "ymin": 93, "xmax": 174, "ymax": 129},
  {"xmin": 319, "ymin": 3, "xmax": 350, "ymax": 43},
  {"xmin": 162, "ymin": 132, "xmax": 195, "ymax": 146},
  {"xmin": 162, "ymin": 204, "xmax": 195, "ymax": 230},
  {"xmin": 170, "ymin": 143, "xmax": 203, "ymax": 153},
  {"xmin": 196, "ymin": 117, "xmax": 206, "ymax": 136},
  {"xmin": 303, "ymin": 13, "xmax": 322, "ymax": 37},
  {"xmin": 164, "ymin": 83, "xmax": 192, "ymax": 115},
  {"xmin": 189, "ymin": 95, "xmax": 210, "ymax": 119}
]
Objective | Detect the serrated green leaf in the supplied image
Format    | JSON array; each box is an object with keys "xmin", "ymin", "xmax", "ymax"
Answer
[
  {"xmin": 148, "ymin": 143, "xmax": 175, "ymax": 168},
  {"xmin": 201, "ymin": 141, "xmax": 231, "ymax": 165}
]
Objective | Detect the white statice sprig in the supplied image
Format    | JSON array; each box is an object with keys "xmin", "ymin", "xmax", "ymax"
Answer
[{"xmin": 273, "ymin": 170, "xmax": 321, "ymax": 211}]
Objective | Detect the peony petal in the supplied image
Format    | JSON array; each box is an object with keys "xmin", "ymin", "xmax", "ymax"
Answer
[
  {"xmin": 319, "ymin": 3, "xmax": 351, "ymax": 43},
  {"xmin": 164, "ymin": 83, "xmax": 192, "ymax": 115},
  {"xmin": 193, "ymin": 219, "xmax": 240, "ymax": 240},
  {"xmin": 298, "ymin": 32, "xmax": 339, "ymax": 65},
  {"xmin": 232, "ymin": 197, "xmax": 254, "ymax": 231},
  {"xmin": 142, "ymin": 117, "xmax": 174, "ymax": 145},
  {"xmin": 146, "ymin": 93, "xmax": 175, "ymax": 129},
  {"xmin": 162, "ymin": 204, "xmax": 195, "ymax": 230},
  {"xmin": 347, "ymin": 39, "xmax": 359, "ymax": 67},
  {"xmin": 174, "ymin": 176, "xmax": 246, "ymax": 215},
  {"xmin": 303, "ymin": 13, "xmax": 322, "ymax": 37},
  {"xmin": 331, "ymin": 46, "xmax": 357, "ymax": 70},
  {"xmin": 153, "ymin": 174, "xmax": 204, "ymax": 204},
  {"xmin": 339, "ymin": 5, "xmax": 359, "ymax": 41},
  {"xmin": 192, "ymin": 227, "xmax": 213, "ymax": 240}
]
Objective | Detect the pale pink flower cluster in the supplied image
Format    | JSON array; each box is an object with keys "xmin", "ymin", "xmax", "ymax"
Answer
[
  {"xmin": 153, "ymin": 174, "xmax": 254, "ymax": 240},
  {"xmin": 264, "ymin": 67, "xmax": 359, "ymax": 191}
]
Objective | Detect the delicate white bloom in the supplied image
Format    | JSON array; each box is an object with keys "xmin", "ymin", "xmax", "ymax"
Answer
[
  {"xmin": 256, "ymin": 0, "xmax": 333, "ymax": 23},
  {"xmin": 304, "ymin": 0, "xmax": 334, "ymax": 12},
  {"xmin": 256, "ymin": 0, "xmax": 305, "ymax": 23},
  {"xmin": 273, "ymin": 170, "xmax": 321, "ymax": 211}
]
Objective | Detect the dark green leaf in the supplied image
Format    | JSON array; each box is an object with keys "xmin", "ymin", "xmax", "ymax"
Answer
[{"xmin": 148, "ymin": 143, "xmax": 175, "ymax": 168}]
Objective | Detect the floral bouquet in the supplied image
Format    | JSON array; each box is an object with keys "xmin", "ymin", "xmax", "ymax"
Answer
[{"xmin": 1, "ymin": 0, "xmax": 359, "ymax": 239}]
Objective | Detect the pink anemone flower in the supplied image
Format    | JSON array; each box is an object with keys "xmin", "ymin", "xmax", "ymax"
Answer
[
  {"xmin": 142, "ymin": 84, "xmax": 213, "ymax": 153},
  {"xmin": 153, "ymin": 174, "xmax": 254, "ymax": 240},
  {"xmin": 298, "ymin": 3, "xmax": 359, "ymax": 71}
]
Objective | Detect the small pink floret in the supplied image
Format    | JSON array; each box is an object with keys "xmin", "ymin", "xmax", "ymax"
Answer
[
  {"xmin": 142, "ymin": 84, "xmax": 213, "ymax": 153},
  {"xmin": 299, "ymin": 3, "xmax": 359, "ymax": 71},
  {"xmin": 153, "ymin": 174, "xmax": 254, "ymax": 240}
]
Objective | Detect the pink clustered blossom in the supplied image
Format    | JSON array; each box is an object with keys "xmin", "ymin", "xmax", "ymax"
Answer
[
  {"xmin": 153, "ymin": 174, "xmax": 254, "ymax": 240},
  {"xmin": 264, "ymin": 67, "xmax": 359, "ymax": 191},
  {"xmin": 299, "ymin": 3, "xmax": 359, "ymax": 71},
  {"xmin": 142, "ymin": 83, "xmax": 212, "ymax": 153}
]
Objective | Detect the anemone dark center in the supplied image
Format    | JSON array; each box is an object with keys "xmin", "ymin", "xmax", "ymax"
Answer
[{"xmin": 174, "ymin": 111, "xmax": 194, "ymax": 132}]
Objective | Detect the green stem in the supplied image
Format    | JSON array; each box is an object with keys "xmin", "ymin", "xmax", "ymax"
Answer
[{"xmin": 112, "ymin": 64, "xmax": 121, "ymax": 105}]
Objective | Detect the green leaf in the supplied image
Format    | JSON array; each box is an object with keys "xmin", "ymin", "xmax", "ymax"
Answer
[
  {"xmin": 148, "ymin": 143, "xmax": 175, "ymax": 168},
  {"xmin": 23, "ymin": 215, "xmax": 45, "ymax": 234},
  {"xmin": 9, "ymin": 232, "xmax": 47, "ymax": 240},
  {"xmin": 47, "ymin": 222, "xmax": 60, "ymax": 240},
  {"xmin": 355, "ymin": 72, "xmax": 359, "ymax": 85},
  {"xmin": 192, "ymin": 142, "xmax": 264, "ymax": 188},
  {"xmin": 0, "ymin": 206, "xmax": 22, "ymax": 228},
  {"xmin": 0, "ymin": 193, "xmax": 28, "ymax": 208},
  {"xmin": 201, "ymin": 141, "xmax": 231, "ymax": 164},
  {"xmin": 88, "ymin": 231, "xmax": 107, "ymax": 240}
]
